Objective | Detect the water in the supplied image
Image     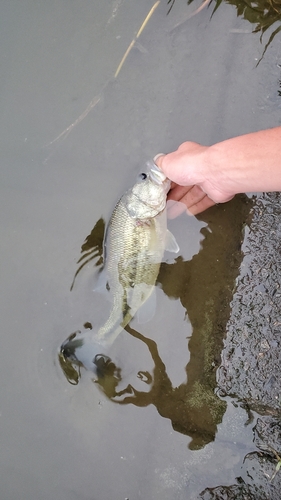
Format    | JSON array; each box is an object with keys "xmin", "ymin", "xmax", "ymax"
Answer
[{"xmin": 1, "ymin": 1, "xmax": 281, "ymax": 499}]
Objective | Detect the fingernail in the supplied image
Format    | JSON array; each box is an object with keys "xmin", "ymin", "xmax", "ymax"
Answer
[{"xmin": 153, "ymin": 153, "xmax": 165, "ymax": 165}]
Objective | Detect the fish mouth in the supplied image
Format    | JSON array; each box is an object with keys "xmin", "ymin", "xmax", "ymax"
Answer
[
  {"xmin": 148, "ymin": 158, "xmax": 171, "ymax": 194},
  {"xmin": 149, "ymin": 158, "xmax": 167, "ymax": 185}
]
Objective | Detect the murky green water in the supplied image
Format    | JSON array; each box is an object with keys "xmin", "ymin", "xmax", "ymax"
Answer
[{"xmin": 1, "ymin": 1, "xmax": 281, "ymax": 499}]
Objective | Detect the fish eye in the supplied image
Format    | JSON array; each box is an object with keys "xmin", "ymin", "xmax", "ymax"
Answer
[{"xmin": 139, "ymin": 173, "xmax": 147, "ymax": 180}]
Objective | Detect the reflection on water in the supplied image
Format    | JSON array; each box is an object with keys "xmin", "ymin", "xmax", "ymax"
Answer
[
  {"xmin": 224, "ymin": 0, "xmax": 281, "ymax": 61},
  {"xmin": 200, "ymin": 417, "xmax": 281, "ymax": 498},
  {"xmin": 97, "ymin": 325, "xmax": 226, "ymax": 450},
  {"xmin": 48, "ymin": 0, "xmax": 281, "ymax": 150},
  {"xmin": 170, "ymin": 0, "xmax": 281, "ymax": 62},
  {"xmin": 59, "ymin": 194, "xmax": 252, "ymax": 450},
  {"xmin": 70, "ymin": 218, "xmax": 105, "ymax": 291},
  {"xmin": 59, "ymin": 218, "xmax": 107, "ymax": 384}
]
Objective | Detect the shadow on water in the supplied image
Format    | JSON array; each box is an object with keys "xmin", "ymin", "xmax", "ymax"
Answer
[
  {"xmin": 170, "ymin": 0, "xmax": 281, "ymax": 63},
  {"xmin": 59, "ymin": 194, "xmax": 252, "ymax": 450}
]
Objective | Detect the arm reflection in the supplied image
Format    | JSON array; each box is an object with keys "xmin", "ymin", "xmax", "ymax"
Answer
[
  {"xmin": 93, "ymin": 195, "xmax": 251, "ymax": 450},
  {"xmin": 95, "ymin": 324, "xmax": 225, "ymax": 450},
  {"xmin": 59, "ymin": 195, "xmax": 251, "ymax": 450}
]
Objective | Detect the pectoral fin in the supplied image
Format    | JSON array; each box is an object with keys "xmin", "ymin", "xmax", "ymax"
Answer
[{"xmin": 165, "ymin": 229, "xmax": 179, "ymax": 253}]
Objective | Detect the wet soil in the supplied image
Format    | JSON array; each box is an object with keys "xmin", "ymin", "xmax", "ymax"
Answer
[{"xmin": 205, "ymin": 192, "xmax": 281, "ymax": 499}]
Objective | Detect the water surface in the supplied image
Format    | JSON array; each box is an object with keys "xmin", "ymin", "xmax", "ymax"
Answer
[{"xmin": 1, "ymin": 0, "xmax": 281, "ymax": 498}]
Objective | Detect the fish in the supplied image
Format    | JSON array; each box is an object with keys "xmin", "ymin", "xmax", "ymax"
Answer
[{"xmin": 60, "ymin": 158, "xmax": 179, "ymax": 377}]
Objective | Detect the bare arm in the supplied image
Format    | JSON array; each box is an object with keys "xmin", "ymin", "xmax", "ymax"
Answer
[{"xmin": 155, "ymin": 127, "xmax": 281, "ymax": 215}]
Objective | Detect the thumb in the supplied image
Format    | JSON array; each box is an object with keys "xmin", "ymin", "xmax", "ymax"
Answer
[
  {"xmin": 155, "ymin": 143, "xmax": 208, "ymax": 186},
  {"xmin": 154, "ymin": 153, "xmax": 170, "ymax": 177},
  {"xmin": 154, "ymin": 151, "xmax": 189, "ymax": 185}
]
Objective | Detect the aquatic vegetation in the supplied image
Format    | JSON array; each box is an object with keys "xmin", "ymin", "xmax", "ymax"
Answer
[
  {"xmin": 169, "ymin": 0, "xmax": 281, "ymax": 61},
  {"xmin": 224, "ymin": 0, "xmax": 281, "ymax": 60}
]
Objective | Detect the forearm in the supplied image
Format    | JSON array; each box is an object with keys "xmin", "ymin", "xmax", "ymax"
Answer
[
  {"xmin": 157, "ymin": 126, "xmax": 281, "ymax": 214},
  {"xmin": 208, "ymin": 127, "xmax": 281, "ymax": 195}
]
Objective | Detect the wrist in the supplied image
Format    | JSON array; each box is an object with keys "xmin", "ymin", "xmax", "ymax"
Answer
[{"xmin": 203, "ymin": 143, "xmax": 235, "ymax": 196}]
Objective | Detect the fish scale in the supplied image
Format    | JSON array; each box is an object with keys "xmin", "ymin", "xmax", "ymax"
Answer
[{"xmin": 97, "ymin": 195, "xmax": 165, "ymax": 344}]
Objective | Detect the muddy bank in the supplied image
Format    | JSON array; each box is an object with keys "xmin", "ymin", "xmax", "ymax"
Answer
[
  {"xmin": 218, "ymin": 192, "xmax": 281, "ymax": 415},
  {"xmin": 200, "ymin": 192, "xmax": 281, "ymax": 498}
]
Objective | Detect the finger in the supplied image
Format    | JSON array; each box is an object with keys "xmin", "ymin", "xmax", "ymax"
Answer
[
  {"xmin": 188, "ymin": 196, "xmax": 216, "ymax": 215},
  {"xmin": 167, "ymin": 184, "xmax": 194, "ymax": 202},
  {"xmin": 168, "ymin": 185, "xmax": 210, "ymax": 217},
  {"xmin": 176, "ymin": 184, "xmax": 207, "ymax": 208},
  {"xmin": 177, "ymin": 141, "xmax": 203, "ymax": 153},
  {"xmin": 157, "ymin": 144, "xmax": 208, "ymax": 185},
  {"xmin": 154, "ymin": 154, "xmax": 177, "ymax": 189},
  {"xmin": 155, "ymin": 152, "xmax": 188, "ymax": 184}
]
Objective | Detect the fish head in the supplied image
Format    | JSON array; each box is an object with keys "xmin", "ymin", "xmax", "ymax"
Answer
[{"xmin": 127, "ymin": 160, "xmax": 171, "ymax": 219}]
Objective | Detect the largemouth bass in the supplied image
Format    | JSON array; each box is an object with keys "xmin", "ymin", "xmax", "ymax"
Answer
[{"xmin": 60, "ymin": 158, "xmax": 179, "ymax": 375}]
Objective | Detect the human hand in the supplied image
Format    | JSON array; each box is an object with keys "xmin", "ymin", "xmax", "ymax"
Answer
[
  {"xmin": 155, "ymin": 128, "xmax": 281, "ymax": 215},
  {"xmin": 155, "ymin": 142, "xmax": 234, "ymax": 215}
]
